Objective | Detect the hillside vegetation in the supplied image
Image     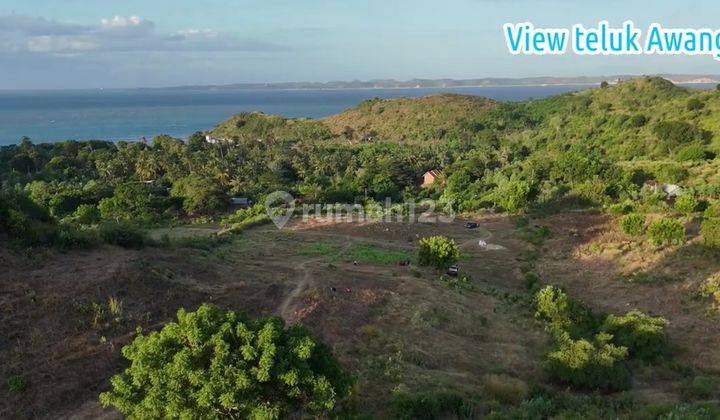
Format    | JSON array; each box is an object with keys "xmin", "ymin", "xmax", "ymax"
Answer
[
  {"xmin": 322, "ymin": 94, "xmax": 497, "ymax": 142},
  {"xmin": 4, "ymin": 77, "xmax": 720, "ymax": 246},
  {"xmin": 3, "ymin": 77, "xmax": 720, "ymax": 418}
]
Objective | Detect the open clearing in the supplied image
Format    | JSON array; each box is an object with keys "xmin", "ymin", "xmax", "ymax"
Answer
[{"xmin": 1, "ymin": 212, "xmax": 720, "ymax": 417}]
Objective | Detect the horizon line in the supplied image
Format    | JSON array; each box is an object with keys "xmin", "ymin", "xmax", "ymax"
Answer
[{"xmin": 1, "ymin": 73, "xmax": 718, "ymax": 93}]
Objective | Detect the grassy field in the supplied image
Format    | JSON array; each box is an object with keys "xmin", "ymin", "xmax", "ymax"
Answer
[{"xmin": 1, "ymin": 213, "xmax": 720, "ymax": 418}]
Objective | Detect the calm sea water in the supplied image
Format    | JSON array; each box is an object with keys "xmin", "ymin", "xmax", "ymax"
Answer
[{"xmin": 0, "ymin": 84, "xmax": 714, "ymax": 145}]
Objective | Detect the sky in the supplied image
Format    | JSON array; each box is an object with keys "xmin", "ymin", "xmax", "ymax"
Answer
[{"xmin": 1, "ymin": 0, "xmax": 720, "ymax": 89}]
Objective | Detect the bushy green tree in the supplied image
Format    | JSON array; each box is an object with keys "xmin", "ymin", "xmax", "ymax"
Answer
[
  {"xmin": 543, "ymin": 331, "xmax": 631, "ymax": 392},
  {"xmin": 418, "ymin": 235, "xmax": 459, "ymax": 270},
  {"xmin": 534, "ymin": 285, "xmax": 572, "ymax": 330},
  {"xmin": 534, "ymin": 286, "xmax": 601, "ymax": 339},
  {"xmin": 491, "ymin": 178, "xmax": 531, "ymax": 213},
  {"xmin": 98, "ymin": 222, "xmax": 147, "ymax": 249},
  {"xmin": 98, "ymin": 182, "xmax": 169, "ymax": 222},
  {"xmin": 69, "ymin": 204, "xmax": 101, "ymax": 225},
  {"xmin": 653, "ymin": 121, "xmax": 711, "ymax": 149},
  {"xmin": 647, "ymin": 219, "xmax": 685, "ymax": 246},
  {"xmin": 701, "ymin": 218, "xmax": 720, "ymax": 249},
  {"xmin": 619, "ymin": 213, "xmax": 645, "ymax": 236},
  {"xmin": 0, "ymin": 187, "xmax": 56, "ymax": 245},
  {"xmin": 100, "ymin": 304, "xmax": 352, "ymax": 419},
  {"xmin": 674, "ymin": 195, "xmax": 699, "ymax": 213},
  {"xmin": 171, "ymin": 175, "xmax": 228, "ymax": 215},
  {"xmin": 601, "ymin": 310, "xmax": 668, "ymax": 361}
]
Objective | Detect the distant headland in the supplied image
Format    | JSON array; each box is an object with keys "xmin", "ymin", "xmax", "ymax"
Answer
[{"xmin": 142, "ymin": 74, "xmax": 720, "ymax": 91}]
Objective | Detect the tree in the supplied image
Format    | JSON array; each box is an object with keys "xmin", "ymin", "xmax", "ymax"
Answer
[
  {"xmin": 187, "ymin": 131, "xmax": 208, "ymax": 152},
  {"xmin": 171, "ymin": 175, "xmax": 228, "ymax": 215},
  {"xmin": 543, "ymin": 331, "xmax": 631, "ymax": 391},
  {"xmin": 674, "ymin": 195, "xmax": 698, "ymax": 213},
  {"xmin": 601, "ymin": 310, "xmax": 668, "ymax": 361},
  {"xmin": 418, "ymin": 235, "xmax": 459, "ymax": 270},
  {"xmin": 100, "ymin": 304, "xmax": 352, "ymax": 419},
  {"xmin": 98, "ymin": 183, "xmax": 164, "ymax": 222},
  {"xmin": 647, "ymin": 219, "xmax": 685, "ymax": 246},
  {"xmin": 491, "ymin": 178, "xmax": 531, "ymax": 213},
  {"xmin": 619, "ymin": 213, "xmax": 645, "ymax": 236}
]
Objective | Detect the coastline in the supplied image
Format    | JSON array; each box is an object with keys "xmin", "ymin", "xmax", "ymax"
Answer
[{"xmin": 2, "ymin": 74, "xmax": 718, "ymax": 94}]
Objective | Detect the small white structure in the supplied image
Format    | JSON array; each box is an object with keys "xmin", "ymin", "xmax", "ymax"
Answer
[
  {"xmin": 205, "ymin": 135, "xmax": 218, "ymax": 144},
  {"xmin": 662, "ymin": 184, "xmax": 683, "ymax": 198},
  {"xmin": 478, "ymin": 240, "xmax": 487, "ymax": 248},
  {"xmin": 643, "ymin": 180, "xmax": 683, "ymax": 198}
]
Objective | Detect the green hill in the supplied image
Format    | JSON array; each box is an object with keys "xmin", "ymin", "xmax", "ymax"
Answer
[
  {"xmin": 209, "ymin": 112, "xmax": 333, "ymax": 142},
  {"xmin": 322, "ymin": 93, "xmax": 496, "ymax": 142}
]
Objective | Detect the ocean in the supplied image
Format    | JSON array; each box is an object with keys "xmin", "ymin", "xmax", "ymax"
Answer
[{"xmin": 0, "ymin": 84, "xmax": 714, "ymax": 145}]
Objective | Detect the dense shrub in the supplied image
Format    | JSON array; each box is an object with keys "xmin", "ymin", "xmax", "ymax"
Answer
[
  {"xmin": 393, "ymin": 392, "xmax": 476, "ymax": 420},
  {"xmin": 647, "ymin": 219, "xmax": 685, "ymax": 246},
  {"xmin": 170, "ymin": 175, "xmax": 228, "ymax": 215},
  {"xmin": 98, "ymin": 183, "xmax": 171, "ymax": 222},
  {"xmin": 674, "ymin": 195, "xmax": 699, "ymax": 213},
  {"xmin": 0, "ymin": 187, "xmax": 58, "ymax": 245},
  {"xmin": 222, "ymin": 203, "xmax": 265, "ymax": 225},
  {"xmin": 704, "ymin": 202, "xmax": 720, "ymax": 218},
  {"xmin": 543, "ymin": 332, "xmax": 631, "ymax": 392},
  {"xmin": 683, "ymin": 376, "xmax": 717, "ymax": 400},
  {"xmin": 69, "ymin": 204, "xmax": 101, "ymax": 225},
  {"xmin": 650, "ymin": 163, "xmax": 689, "ymax": 184},
  {"xmin": 675, "ymin": 144, "xmax": 706, "ymax": 162},
  {"xmin": 418, "ymin": 236, "xmax": 459, "ymax": 270},
  {"xmin": 619, "ymin": 213, "xmax": 645, "ymax": 236},
  {"xmin": 628, "ymin": 114, "xmax": 647, "ymax": 128},
  {"xmin": 701, "ymin": 218, "xmax": 720, "ymax": 249},
  {"xmin": 601, "ymin": 310, "xmax": 668, "ymax": 361},
  {"xmin": 491, "ymin": 178, "xmax": 531, "ymax": 213},
  {"xmin": 54, "ymin": 225, "xmax": 95, "ymax": 249},
  {"xmin": 100, "ymin": 304, "xmax": 352, "ymax": 419},
  {"xmin": 534, "ymin": 286, "xmax": 600, "ymax": 339},
  {"xmin": 98, "ymin": 222, "xmax": 147, "ymax": 249},
  {"xmin": 535, "ymin": 285, "xmax": 571, "ymax": 328},
  {"xmin": 687, "ymin": 98, "xmax": 705, "ymax": 111},
  {"xmin": 653, "ymin": 121, "xmax": 711, "ymax": 147},
  {"xmin": 523, "ymin": 272, "xmax": 541, "ymax": 291},
  {"xmin": 7, "ymin": 375, "xmax": 26, "ymax": 393}
]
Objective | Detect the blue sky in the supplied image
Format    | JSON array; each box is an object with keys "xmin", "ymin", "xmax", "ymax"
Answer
[{"xmin": 1, "ymin": 0, "xmax": 719, "ymax": 89}]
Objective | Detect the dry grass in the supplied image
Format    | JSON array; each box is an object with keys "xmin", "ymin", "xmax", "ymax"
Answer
[{"xmin": 6, "ymin": 211, "xmax": 718, "ymax": 417}]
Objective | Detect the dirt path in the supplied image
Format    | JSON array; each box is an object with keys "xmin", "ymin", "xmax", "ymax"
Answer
[
  {"xmin": 277, "ymin": 257, "xmax": 322, "ymax": 322},
  {"xmin": 277, "ymin": 225, "xmax": 497, "ymax": 322},
  {"xmin": 277, "ymin": 236, "xmax": 354, "ymax": 322}
]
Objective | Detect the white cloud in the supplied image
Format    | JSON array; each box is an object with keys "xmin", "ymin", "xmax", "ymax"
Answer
[
  {"xmin": 100, "ymin": 15, "xmax": 143, "ymax": 28},
  {"xmin": 26, "ymin": 35, "xmax": 97, "ymax": 53},
  {"xmin": 100, "ymin": 15, "xmax": 154, "ymax": 37},
  {"xmin": 0, "ymin": 14, "xmax": 286, "ymax": 54}
]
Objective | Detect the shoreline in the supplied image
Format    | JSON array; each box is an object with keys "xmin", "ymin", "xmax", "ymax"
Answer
[
  {"xmin": 1, "ymin": 76, "xmax": 718, "ymax": 94},
  {"xmin": 1, "ymin": 82, "xmax": 717, "ymax": 146}
]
